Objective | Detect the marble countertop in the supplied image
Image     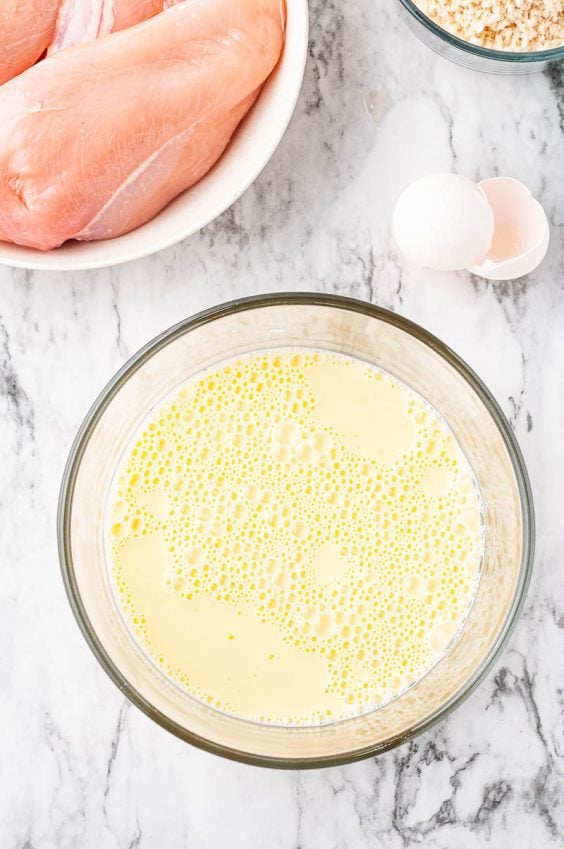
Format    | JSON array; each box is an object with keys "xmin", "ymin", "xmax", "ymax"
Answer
[{"xmin": 2, "ymin": 1, "xmax": 564, "ymax": 846}]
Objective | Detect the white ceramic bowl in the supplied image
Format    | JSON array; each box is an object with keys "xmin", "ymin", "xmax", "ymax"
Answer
[{"xmin": 0, "ymin": 0, "xmax": 309, "ymax": 271}]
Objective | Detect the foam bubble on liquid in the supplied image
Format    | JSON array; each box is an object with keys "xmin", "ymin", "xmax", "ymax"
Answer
[{"xmin": 108, "ymin": 349, "xmax": 484, "ymax": 725}]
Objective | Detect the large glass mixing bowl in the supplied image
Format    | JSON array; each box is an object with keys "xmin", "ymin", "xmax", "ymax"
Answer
[{"xmin": 58, "ymin": 294, "xmax": 534, "ymax": 768}]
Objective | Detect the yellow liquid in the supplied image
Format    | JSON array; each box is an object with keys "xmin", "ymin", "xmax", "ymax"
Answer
[{"xmin": 107, "ymin": 349, "xmax": 484, "ymax": 725}]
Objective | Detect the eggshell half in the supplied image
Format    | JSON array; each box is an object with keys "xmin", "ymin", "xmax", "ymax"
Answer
[
  {"xmin": 468, "ymin": 178, "xmax": 549, "ymax": 281},
  {"xmin": 392, "ymin": 173, "xmax": 494, "ymax": 271}
]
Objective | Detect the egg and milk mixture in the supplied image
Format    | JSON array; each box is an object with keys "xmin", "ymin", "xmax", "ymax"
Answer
[{"xmin": 107, "ymin": 349, "xmax": 484, "ymax": 725}]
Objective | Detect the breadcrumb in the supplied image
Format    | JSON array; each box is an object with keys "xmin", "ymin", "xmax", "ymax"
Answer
[{"xmin": 414, "ymin": 0, "xmax": 564, "ymax": 51}]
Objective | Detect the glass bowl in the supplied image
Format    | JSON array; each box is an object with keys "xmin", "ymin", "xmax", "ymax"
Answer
[
  {"xmin": 58, "ymin": 293, "xmax": 534, "ymax": 768},
  {"xmin": 398, "ymin": 0, "xmax": 564, "ymax": 73}
]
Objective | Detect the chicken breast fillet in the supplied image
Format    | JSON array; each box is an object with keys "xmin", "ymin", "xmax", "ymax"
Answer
[
  {"xmin": 0, "ymin": 0, "xmax": 60, "ymax": 85},
  {"xmin": 49, "ymin": 0, "xmax": 163, "ymax": 54},
  {"xmin": 0, "ymin": 0, "xmax": 285, "ymax": 250}
]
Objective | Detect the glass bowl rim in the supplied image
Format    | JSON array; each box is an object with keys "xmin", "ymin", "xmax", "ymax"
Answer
[
  {"xmin": 57, "ymin": 292, "xmax": 535, "ymax": 769},
  {"xmin": 398, "ymin": 0, "xmax": 564, "ymax": 63}
]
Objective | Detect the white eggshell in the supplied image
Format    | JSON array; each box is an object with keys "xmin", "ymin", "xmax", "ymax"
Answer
[
  {"xmin": 392, "ymin": 173, "xmax": 494, "ymax": 271},
  {"xmin": 468, "ymin": 178, "xmax": 550, "ymax": 281}
]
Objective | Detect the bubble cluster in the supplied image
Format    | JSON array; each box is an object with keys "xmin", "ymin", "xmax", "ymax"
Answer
[{"xmin": 108, "ymin": 348, "xmax": 484, "ymax": 724}]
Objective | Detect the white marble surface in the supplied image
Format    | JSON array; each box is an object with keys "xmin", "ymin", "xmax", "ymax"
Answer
[{"xmin": 2, "ymin": 1, "xmax": 564, "ymax": 845}]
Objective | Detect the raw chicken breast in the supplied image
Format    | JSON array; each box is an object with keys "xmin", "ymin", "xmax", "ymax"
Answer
[
  {"xmin": 0, "ymin": 0, "xmax": 60, "ymax": 85},
  {"xmin": 0, "ymin": 0, "xmax": 285, "ymax": 250},
  {"xmin": 49, "ymin": 0, "xmax": 163, "ymax": 54}
]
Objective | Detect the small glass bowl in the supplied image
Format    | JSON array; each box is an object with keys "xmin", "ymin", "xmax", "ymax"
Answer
[
  {"xmin": 398, "ymin": 0, "xmax": 564, "ymax": 73},
  {"xmin": 58, "ymin": 294, "xmax": 534, "ymax": 768}
]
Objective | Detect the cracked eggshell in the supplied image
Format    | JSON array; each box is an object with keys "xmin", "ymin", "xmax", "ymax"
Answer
[
  {"xmin": 392, "ymin": 173, "xmax": 494, "ymax": 272},
  {"xmin": 468, "ymin": 177, "xmax": 550, "ymax": 281}
]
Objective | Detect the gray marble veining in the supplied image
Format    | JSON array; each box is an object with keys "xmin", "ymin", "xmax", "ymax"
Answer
[{"xmin": 1, "ymin": 0, "xmax": 564, "ymax": 845}]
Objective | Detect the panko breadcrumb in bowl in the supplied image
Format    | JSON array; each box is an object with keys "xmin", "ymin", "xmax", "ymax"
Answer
[{"xmin": 398, "ymin": 0, "xmax": 564, "ymax": 72}]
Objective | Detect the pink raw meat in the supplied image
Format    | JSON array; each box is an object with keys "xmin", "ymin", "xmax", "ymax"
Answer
[
  {"xmin": 0, "ymin": 0, "xmax": 285, "ymax": 250},
  {"xmin": 0, "ymin": 0, "xmax": 61, "ymax": 85},
  {"xmin": 49, "ymin": 0, "xmax": 163, "ymax": 54}
]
